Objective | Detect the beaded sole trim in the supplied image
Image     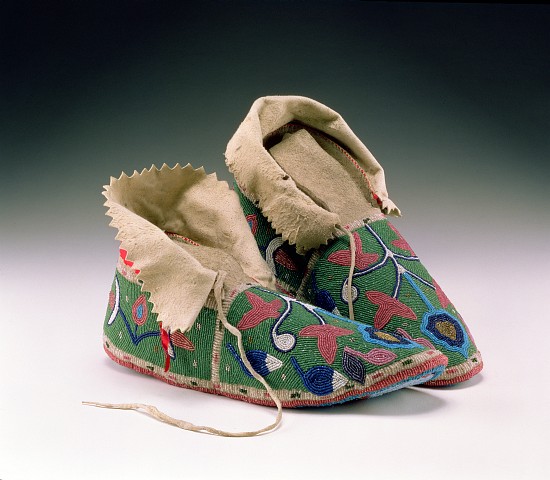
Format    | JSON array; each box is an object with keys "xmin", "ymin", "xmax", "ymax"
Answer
[
  {"xmin": 422, "ymin": 351, "xmax": 483, "ymax": 386},
  {"xmin": 104, "ymin": 334, "xmax": 448, "ymax": 408}
]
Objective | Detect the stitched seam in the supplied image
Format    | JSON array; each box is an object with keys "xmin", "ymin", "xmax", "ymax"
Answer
[
  {"xmin": 165, "ymin": 231, "xmax": 201, "ymax": 246},
  {"xmin": 210, "ymin": 309, "xmax": 224, "ymax": 387}
]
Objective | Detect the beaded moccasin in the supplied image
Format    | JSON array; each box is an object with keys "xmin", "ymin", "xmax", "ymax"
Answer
[
  {"xmin": 225, "ymin": 96, "xmax": 483, "ymax": 386},
  {"xmin": 97, "ymin": 164, "xmax": 448, "ymax": 432}
]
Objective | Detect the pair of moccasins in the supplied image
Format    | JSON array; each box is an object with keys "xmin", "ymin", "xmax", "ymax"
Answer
[{"xmin": 89, "ymin": 96, "xmax": 483, "ymax": 436}]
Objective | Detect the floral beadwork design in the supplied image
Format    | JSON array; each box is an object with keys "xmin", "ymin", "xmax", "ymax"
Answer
[
  {"xmin": 341, "ymin": 346, "xmax": 398, "ymax": 383},
  {"xmin": 226, "ymin": 343, "xmax": 283, "ymax": 378},
  {"xmin": 310, "ymin": 220, "xmax": 472, "ymax": 359},
  {"xmin": 405, "ymin": 274, "xmax": 470, "ymax": 358},
  {"xmin": 237, "ymin": 291, "xmax": 282, "ymax": 330},
  {"xmin": 131, "ymin": 295, "xmax": 148, "ymax": 326},
  {"xmin": 358, "ymin": 325, "xmax": 418, "ymax": 349},
  {"xmin": 365, "ymin": 291, "xmax": 416, "ymax": 330},
  {"xmin": 246, "ymin": 214, "xmax": 258, "ymax": 235},
  {"xmin": 328, "ymin": 232, "xmax": 380, "ymax": 270},
  {"xmin": 106, "ymin": 274, "xmax": 195, "ymax": 371},
  {"xmin": 291, "ymin": 357, "xmax": 347, "ymax": 396},
  {"xmin": 227, "ymin": 287, "xmax": 428, "ymax": 397},
  {"xmin": 334, "ymin": 222, "xmax": 432, "ymax": 303},
  {"xmin": 299, "ymin": 324, "xmax": 353, "ymax": 364}
]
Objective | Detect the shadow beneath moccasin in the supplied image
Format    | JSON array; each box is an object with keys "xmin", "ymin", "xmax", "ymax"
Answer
[
  {"xmin": 418, "ymin": 374, "xmax": 483, "ymax": 390},
  {"xmin": 303, "ymin": 387, "xmax": 447, "ymax": 417},
  {"xmin": 419, "ymin": 373, "xmax": 484, "ymax": 390},
  {"xmin": 361, "ymin": 387, "xmax": 447, "ymax": 416}
]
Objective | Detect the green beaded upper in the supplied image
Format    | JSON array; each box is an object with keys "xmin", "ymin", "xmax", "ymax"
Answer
[{"xmin": 235, "ymin": 183, "xmax": 479, "ymax": 370}]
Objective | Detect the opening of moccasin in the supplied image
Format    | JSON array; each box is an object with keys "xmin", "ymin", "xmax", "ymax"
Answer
[
  {"xmin": 165, "ymin": 233, "xmax": 254, "ymax": 294},
  {"xmin": 225, "ymin": 95, "xmax": 400, "ymax": 253},
  {"xmin": 266, "ymin": 124, "xmax": 382, "ymax": 228},
  {"xmin": 103, "ymin": 164, "xmax": 276, "ymax": 334}
]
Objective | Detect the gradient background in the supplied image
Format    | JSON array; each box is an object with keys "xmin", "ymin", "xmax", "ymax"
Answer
[{"xmin": 1, "ymin": 2, "xmax": 549, "ymax": 479}]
